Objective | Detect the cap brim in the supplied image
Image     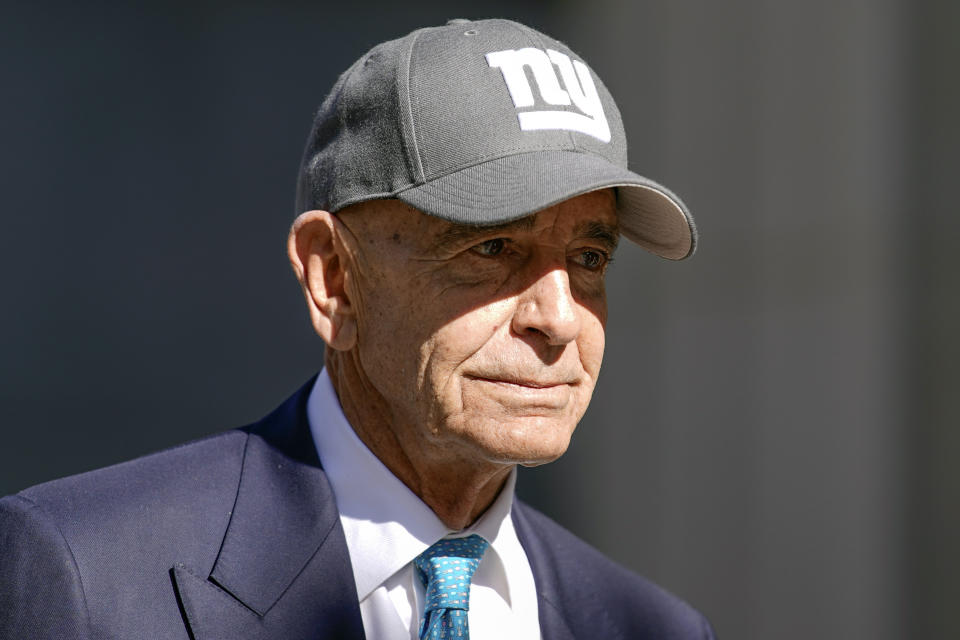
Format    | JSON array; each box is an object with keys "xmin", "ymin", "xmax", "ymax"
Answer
[{"xmin": 397, "ymin": 150, "xmax": 697, "ymax": 260}]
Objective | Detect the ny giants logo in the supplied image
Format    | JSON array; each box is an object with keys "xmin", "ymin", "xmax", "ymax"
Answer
[{"xmin": 485, "ymin": 48, "xmax": 611, "ymax": 143}]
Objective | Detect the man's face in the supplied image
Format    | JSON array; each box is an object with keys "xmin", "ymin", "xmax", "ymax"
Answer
[{"xmin": 336, "ymin": 189, "xmax": 618, "ymax": 468}]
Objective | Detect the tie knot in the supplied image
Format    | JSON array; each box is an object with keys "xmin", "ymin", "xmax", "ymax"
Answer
[{"xmin": 414, "ymin": 535, "xmax": 489, "ymax": 612}]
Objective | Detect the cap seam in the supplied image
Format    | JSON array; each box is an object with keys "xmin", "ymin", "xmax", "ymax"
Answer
[
  {"xmin": 399, "ymin": 28, "xmax": 427, "ymax": 183},
  {"xmin": 329, "ymin": 153, "xmax": 666, "ymax": 204},
  {"xmin": 330, "ymin": 150, "xmax": 659, "ymax": 206},
  {"xmin": 327, "ymin": 154, "xmax": 637, "ymax": 209},
  {"xmin": 394, "ymin": 147, "xmax": 613, "ymax": 194}
]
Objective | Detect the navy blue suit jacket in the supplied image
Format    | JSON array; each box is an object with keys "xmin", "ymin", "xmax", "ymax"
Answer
[{"xmin": 0, "ymin": 380, "xmax": 715, "ymax": 639}]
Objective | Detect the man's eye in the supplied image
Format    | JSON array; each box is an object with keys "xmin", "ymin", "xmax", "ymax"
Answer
[
  {"xmin": 471, "ymin": 238, "xmax": 506, "ymax": 257},
  {"xmin": 575, "ymin": 249, "xmax": 609, "ymax": 270}
]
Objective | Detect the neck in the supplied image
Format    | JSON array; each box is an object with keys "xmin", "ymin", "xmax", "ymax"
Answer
[{"xmin": 325, "ymin": 350, "xmax": 512, "ymax": 530}]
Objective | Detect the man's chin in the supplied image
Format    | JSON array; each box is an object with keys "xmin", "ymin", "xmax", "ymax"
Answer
[
  {"xmin": 461, "ymin": 417, "xmax": 576, "ymax": 468},
  {"xmin": 517, "ymin": 454, "xmax": 565, "ymax": 468}
]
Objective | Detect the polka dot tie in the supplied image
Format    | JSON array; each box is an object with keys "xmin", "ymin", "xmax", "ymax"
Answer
[{"xmin": 414, "ymin": 534, "xmax": 489, "ymax": 640}]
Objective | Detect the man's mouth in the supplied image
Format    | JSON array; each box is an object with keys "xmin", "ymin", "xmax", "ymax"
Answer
[{"xmin": 466, "ymin": 374, "xmax": 575, "ymax": 387}]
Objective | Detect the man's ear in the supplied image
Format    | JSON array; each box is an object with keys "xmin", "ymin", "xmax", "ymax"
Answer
[{"xmin": 287, "ymin": 210, "xmax": 358, "ymax": 351}]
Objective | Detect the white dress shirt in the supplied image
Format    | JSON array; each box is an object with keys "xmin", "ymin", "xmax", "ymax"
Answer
[{"xmin": 307, "ymin": 369, "xmax": 541, "ymax": 640}]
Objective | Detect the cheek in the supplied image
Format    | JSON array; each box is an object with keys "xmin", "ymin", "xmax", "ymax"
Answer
[
  {"xmin": 582, "ymin": 315, "xmax": 606, "ymax": 374},
  {"xmin": 419, "ymin": 305, "xmax": 509, "ymax": 392},
  {"xmin": 353, "ymin": 282, "xmax": 429, "ymax": 405},
  {"xmin": 573, "ymin": 296, "xmax": 607, "ymax": 380}
]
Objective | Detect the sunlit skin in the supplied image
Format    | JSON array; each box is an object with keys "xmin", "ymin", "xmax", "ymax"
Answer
[{"xmin": 288, "ymin": 189, "xmax": 619, "ymax": 529}]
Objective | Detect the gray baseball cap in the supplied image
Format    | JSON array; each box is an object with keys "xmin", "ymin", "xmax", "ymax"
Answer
[{"xmin": 296, "ymin": 18, "xmax": 697, "ymax": 260}]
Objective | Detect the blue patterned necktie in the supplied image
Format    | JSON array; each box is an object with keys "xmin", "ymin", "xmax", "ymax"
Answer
[{"xmin": 414, "ymin": 534, "xmax": 489, "ymax": 640}]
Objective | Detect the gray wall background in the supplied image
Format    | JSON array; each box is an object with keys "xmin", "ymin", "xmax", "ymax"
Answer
[{"xmin": 2, "ymin": 1, "xmax": 957, "ymax": 638}]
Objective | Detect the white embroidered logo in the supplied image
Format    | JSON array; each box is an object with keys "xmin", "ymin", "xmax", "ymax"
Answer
[{"xmin": 485, "ymin": 47, "xmax": 611, "ymax": 143}]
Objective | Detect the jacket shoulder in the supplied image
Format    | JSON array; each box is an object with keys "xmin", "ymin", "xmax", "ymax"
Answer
[
  {"xmin": 17, "ymin": 430, "xmax": 248, "ymax": 521},
  {"xmin": 0, "ymin": 494, "xmax": 93, "ymax": 638},
  {"xmin": 514, "ymin": 500, "xmax": 716, "ymax": 640},
  {"xmin": 1, "ymin": 430, "xmax": 250, "ymax": 638}
]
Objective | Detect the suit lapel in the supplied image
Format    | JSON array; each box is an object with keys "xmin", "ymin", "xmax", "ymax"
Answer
[
  {"xmin": 512, "ymin": 502, "xmax": 577, "ymax": 640},
  {"xmin": 171, "ymin": 379, "xmax": 366, "ymax": 639}
]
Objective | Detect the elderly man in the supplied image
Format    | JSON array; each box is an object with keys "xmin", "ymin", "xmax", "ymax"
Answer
[{"xmin": 0, "ymin": 18, "xmax": 712, "ymax": 640}]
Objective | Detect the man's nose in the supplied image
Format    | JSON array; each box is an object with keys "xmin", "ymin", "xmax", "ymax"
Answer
[{"xmin": 511, "ymin": 267, "xmax": 581, "ymax": 345}]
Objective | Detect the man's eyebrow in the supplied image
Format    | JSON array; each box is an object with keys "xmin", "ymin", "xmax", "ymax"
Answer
[
  {"xmin": 432, "ymin": 216, "xmax": 620, "ymax": 251},
  {"xmin": 578, "ymin": 221, "xmax": 620, "ymax": 252},
  {"xmin": 433, "ymin": 216, "xmax": 538, "ymax": 248}
]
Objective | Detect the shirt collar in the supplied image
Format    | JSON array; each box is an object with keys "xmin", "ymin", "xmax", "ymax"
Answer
[{"xmin": 307, "ymin": 368, "xmax": 518, "ymax": 601}]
